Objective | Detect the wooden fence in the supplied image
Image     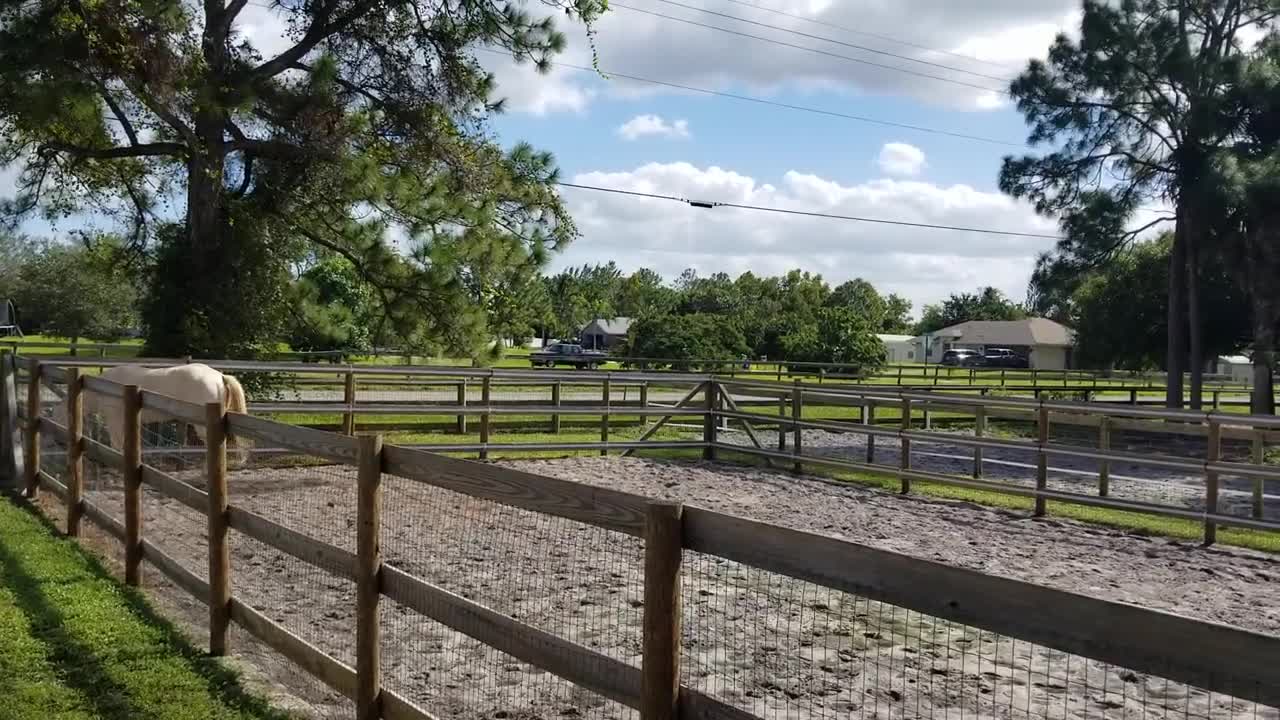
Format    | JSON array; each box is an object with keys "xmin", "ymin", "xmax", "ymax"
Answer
[
  {"xmin": 3, "ymin": 353, "xmax": 1280, "ymax": 718},
  {"xmin": 6, "ymin": 338, "xmax": 1264, "ymax": 396},
  {"xmin": 10, "ymin": 354, "xmax": 1280, "ymax": 544}
]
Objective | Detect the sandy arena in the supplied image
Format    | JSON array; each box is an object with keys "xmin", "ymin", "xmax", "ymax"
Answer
[{"xmin": 68, "ymin": 454, "xmax": 1280, "ymax": 720}]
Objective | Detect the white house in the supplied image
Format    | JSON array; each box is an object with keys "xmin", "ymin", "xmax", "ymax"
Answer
[
  {"xmin": 1216, "ymin": 354, "xmax": 1253, "ymax": 383},
  {"xmin": 876, "ymin": 334, "xmax": 916, "ymax": 363},
  {"xmin": 915, "ymin": 318, "xmax": 1076, "ymax": 369}
]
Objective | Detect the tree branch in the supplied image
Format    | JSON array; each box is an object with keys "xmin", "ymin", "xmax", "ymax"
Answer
[
  {"xmin": 39, "ymin": 142, "xmax": 186, "ymax": 159},
  {"xmin": 249, "ymin": 0, "xmax": 383, "ymax": 80},
  {"xmin": 225, "ymin": 137, "xmax": 308, "ymax": 159}
]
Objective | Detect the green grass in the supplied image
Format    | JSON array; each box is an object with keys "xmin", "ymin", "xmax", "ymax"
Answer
[{"xmin": 0, "ymin": 495, "xmax": 293, "ymax": 720}]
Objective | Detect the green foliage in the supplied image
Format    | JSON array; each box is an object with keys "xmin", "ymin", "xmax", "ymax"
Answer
[
  {"xmin": 286, "ymin": 256, "xmax": 375, "ymax": 354},
  {"xmin": 826, "ymin": 278, "xmax": 913, "ymax": 333},
  {"xmin": 0, "ymin": 0, "xmax": 607, "ymax": 358},
  {"xmin": 623, "ymin": 313, "xmax": 750, "ymax": 370},
  {"xmin": 1070, "ymin": 234, "xmax": 1249, "ymax": 370},
  {"xmin": 141, "ymin": 220, "xmax": 294, "ymax": 359},
  {"xmin": 12, "ymin": 238, "xmax": 138, "ymax": 342},
  {"xmin": 781, "ymin": 307, "xmax": 886, "ymax": 374},
  {"xmin": 542, "ymin": 263, "xmax": 623, "ymax": 341},
  {"xmin": 915, "ymin": 287, "xmax": 1026, "ymax": 334}
]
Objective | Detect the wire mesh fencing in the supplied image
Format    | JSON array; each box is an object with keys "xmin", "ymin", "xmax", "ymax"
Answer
[
  {"xmin": 378, "ymin": 470, "xmax": 645, "ymax": 719},
  {"xmin": 223, "ymin": 451, "xmax": 359, "ymax": 720},
  {"xmin": 680, "ymin": 549, "xmax": 1278, "ymax": 720}
]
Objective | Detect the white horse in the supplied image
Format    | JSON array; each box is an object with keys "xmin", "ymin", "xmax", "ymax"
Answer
[{"xmin": 81, "ymin": 364, "xmax": 248, "ymax": 450}]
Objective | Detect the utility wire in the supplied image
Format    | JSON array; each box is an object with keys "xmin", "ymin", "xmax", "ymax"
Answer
[
  {"xmin": 557, "ymin": 182, "xmax": 1062, "ymax": 239},
  {"xmin": 716, "ymin": 0, "xmax": 1023, "ymax": 73},
  {"xmin": 612, "ymin": 3, "xmax": 1009, "ymax": 95},
  {"xmin": 647, "ymin": 0, "xmax": 1013, "ymax": 83},
  {"xmin": 474, "ymin": 49, "xmax": 1024, "ymax": 147}
]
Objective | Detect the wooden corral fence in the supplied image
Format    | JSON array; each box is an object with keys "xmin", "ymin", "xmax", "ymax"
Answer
[
  {"xmin": 13, "ymin": 354, "xmax": 1280, "ymax": 545},
  {"xmin": 2, "ymin": 353, "xmax": 1280, "ymax": 719},
  {"xmin": 6, "ymin": 338, "xmax": 1265, "ymax": 396}
]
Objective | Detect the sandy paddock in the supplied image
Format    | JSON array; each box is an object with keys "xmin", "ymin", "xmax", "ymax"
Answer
[{"xmin": 70, "ymin": 455, "xmax": 1280, "ymax": 720}]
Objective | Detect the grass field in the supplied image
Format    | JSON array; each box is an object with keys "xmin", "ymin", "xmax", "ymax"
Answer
[{"xmin": 0, "ymin": 495, "xmax": 290, "ymax": 720}]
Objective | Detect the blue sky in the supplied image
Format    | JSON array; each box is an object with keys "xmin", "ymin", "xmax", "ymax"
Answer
[{"xmin": 3, "ymin": 0, "xmax": 1095, "ymax": 316}]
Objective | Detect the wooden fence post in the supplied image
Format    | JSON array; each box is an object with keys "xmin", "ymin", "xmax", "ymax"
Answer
[
  {"xmin": 0, "ymin": 351, "xmax": 21, "ymax": 488},
  {"xmin": 1098, "ymin": 416, "xmax": 1111, "ymax": 497},
  {"xmin": 601, "ymin": 377, "xmax": 611, "ymax": 456},
  {"xmin": 777, "ymin": 394, "xmax": 787, "ymax": 452},
  {"xmin": 973, "ymin": 406, "xmax": 985, "ymax": 479},
  {"xmin": 356, "ymin": 433, "xmax": 384, "ymax": 720},
  {"xmin": 1129, "ymin": 389, "xmax": 1138, "ymax": 405},
  {"xmin": 65, "ymin": 369, "xmax": 84, "ymax": 536},
  {"xmin": 1212, "ymin": 390, "xmax": 1220, "ymax": 410},
  {"xmin": 639, "ymin": 382, "xmax": 649, "ymax": 428},
  {"xmin": 1205, "ymin": 419, "xmax": 1221, "ymax": 546},
  {"xmin": 480, "ymin": 374, "xmax": 491, "ymax": 460},
  {"xmin": 342, "ymin": 370, "xmax": 356, "ymax": 436},
  {"xmin": 641, "ymin": 500, "xmax": 683, "ymax": 720},
  {"xmin": 206, "ymin": 399, "xmax": 230, "ymax": 654},
  {"xmin": 1035, "ymin": 404, "xmax": 1049, "ymax": 516},
  {"xmin": 900, "ymin": 398, "xmax": 912, "ymax": 493},
  {"xmin": 551, "ymin": 381, "xmax": 562, "ymax": 434},
  {"xmin": 123, "ymin": 386, "xmax": 143, "ymax": 586},
  {"xmin": 864, "ymin": 401, "xmax": 875, "ymax": 463},
  {"xmin": 702, "ymin": 382, "xmax": 716, "ymax": 461},
  {"xmin": 791, "ymin": 381, "xmax": 803, "ymax": 473},
  {"xmin": 457, "ymin": 379, "xmax": 468, "ymax": 434},
  {"xmin": 1253, "ymin": 431, "xmax": 1265, "ymax": 520},
  {"xmin": 24, "ymin": 360, "xmax": 41, "ymax": 498}
]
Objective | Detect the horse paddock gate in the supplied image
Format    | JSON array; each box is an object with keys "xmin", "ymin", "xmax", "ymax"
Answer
[{"xmin": 2, "ymin": 351, "xmax": 1279, "ymax": 720}]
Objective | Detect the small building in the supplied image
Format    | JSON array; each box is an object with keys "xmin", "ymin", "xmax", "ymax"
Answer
[
  {"xmin": 580, "ymin": 317, "xmax": 632, "ymax": 350},
  {"xmin": 915, "ymin": 318, "xmax": 1075, "ymax": 370},
  {"xmin": 0, "ymin": 299, "xmax": 21, "ymax": 338},
  {"xmin": 876, "ymin": 334, "xmax": 916, "ymax": 363},
  {"xmin": 1216, "ymin": 354, "xmax": 1253, "ymax": 384}
]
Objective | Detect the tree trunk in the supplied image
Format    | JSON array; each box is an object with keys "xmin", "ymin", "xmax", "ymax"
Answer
[
  {"xmin": 1250, "ymin": 303, "xmax": 1275, "ymax": 415},
  {"xmin": 1166, "ymin": 214, "xmax": 1188, "ymax": 409},
  {"xmin": 1186, "ymin": 226, "xmax": 1203, "ymax": 410}
]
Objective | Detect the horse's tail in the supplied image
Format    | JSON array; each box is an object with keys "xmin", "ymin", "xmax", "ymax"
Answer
[
  {"xmin": 222, "ymin": 374, "xmax": 251, "ymax": 452},
  {"xmin": 222, "ymin": 374, "xmax": 247, "ymax": 415}
]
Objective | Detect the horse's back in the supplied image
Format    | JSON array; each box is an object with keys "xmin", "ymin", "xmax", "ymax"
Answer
[{"xmin": 101, "ymin": 363, "xmax": 225, "ymax": 405}]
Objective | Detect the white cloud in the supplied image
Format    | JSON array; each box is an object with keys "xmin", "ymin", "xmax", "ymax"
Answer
[
  {"xmin": 877, "ymin": 142, "xmax": 927, "ymax": 177},
  {"xmin": 616, "ymin": 114, "xmax": 691, "ymax": 141},
  {"xmin": 485, "ymin": 0, "xmax": 1078, "ymax": 114},
  {"xmin": 555, "ymin": 161, "xmax": 1060, "ymax": 308}
]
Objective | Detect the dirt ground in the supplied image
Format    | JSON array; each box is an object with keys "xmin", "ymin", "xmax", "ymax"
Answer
[{"xmin": 70, "ymin": 455, "xmax": 1280, "ymax": 720}]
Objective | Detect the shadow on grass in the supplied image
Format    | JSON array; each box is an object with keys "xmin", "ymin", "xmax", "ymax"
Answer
[{"xmin": 1, "ymin": 492, "xmax": 294, "ymax": 719}]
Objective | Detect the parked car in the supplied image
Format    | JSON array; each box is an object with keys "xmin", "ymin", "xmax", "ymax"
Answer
[
  {"xmin": 941, "ymin": 348, "xmax": 983, "ymax": 366},
  {"xmin": 529, "ymin": 343, "xmax": 608, "ymax": 369},
  {"xmin": 982, "ymin": 347, "xmax": 1029, "ymax": 368}
]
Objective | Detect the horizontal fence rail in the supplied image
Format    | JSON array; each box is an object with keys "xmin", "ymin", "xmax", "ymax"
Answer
[{"xmin": 5, "ymin": 356, "xmax": 1280, "ymax": 720}]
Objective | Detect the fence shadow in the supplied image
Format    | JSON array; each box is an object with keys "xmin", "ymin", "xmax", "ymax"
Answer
[{"xmin": 0, "ymin": 493, "xmax": 291, "ymax": 720}]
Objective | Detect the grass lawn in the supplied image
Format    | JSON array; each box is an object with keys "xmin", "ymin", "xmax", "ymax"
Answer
[{"xmin": 0, "ymin": 494, "xmax": 292, "ymax": 720}]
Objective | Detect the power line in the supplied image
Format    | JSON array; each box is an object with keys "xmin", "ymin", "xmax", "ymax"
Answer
[
  {"xmin": 557, "ymin": 182, "xmax": 1061, "ymax": 239},
  {"xmin": 475, "ymin": 49, "xmax": 1023, "ymax": 147},
  {"xmin": 715, "ymin": 0, "xmax": 1022, "ymax": 73},
  {"xmin": 612, "ymin": 3, "xmax": 1008, "ymax": 95},
  {"xmin": 647, "ymin": 0, "xmax": 1012, "ymax": 83}
]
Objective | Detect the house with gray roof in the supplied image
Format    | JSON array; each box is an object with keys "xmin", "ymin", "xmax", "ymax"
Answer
[
  {"xmin": 915, "ymin": 318, "xmax": 1075, "ymax": 369},
  {"xmin": 580, "ymin": 317, "xmax": 632, "ymax": 350}
]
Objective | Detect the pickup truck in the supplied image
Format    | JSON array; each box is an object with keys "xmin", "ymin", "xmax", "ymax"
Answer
[{"xmin": 529, "ymin": 343, "xmax": 609, "ymax": 369}]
